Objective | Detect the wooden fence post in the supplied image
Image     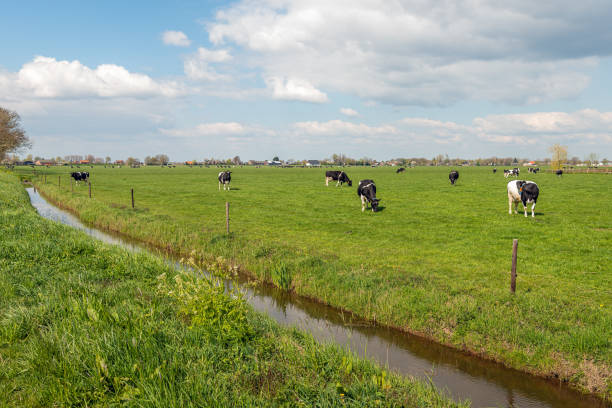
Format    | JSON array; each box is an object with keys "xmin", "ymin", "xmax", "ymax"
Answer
[
  {"xmin": 226, "ymin": 202, "xmax": 230, "ymax": 234},
  {"xmin": 89, "ymin": 182, "xmax": 92, "ymax": 198},
  {"xmin": 131, "ymin": 188, "xmax": 134, "ymax": 209},
  {"xmin": 511, "ymin": 239, "xmax": 518, "ymax": 293}
]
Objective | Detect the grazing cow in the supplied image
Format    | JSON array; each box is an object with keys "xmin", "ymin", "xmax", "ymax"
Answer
[
  {"xmin": 507, "ymin": 180, "xmax": 539, "ymax": 218},
  {"xmin": 504, "ymin": 168, "xmax": 519, "ymax": 178},
  {"xmin": 325, "ymin": 170, "xmax": 352, "ymax": 187},
  {"xmin": 556, "ymin": 169, "xmax": 563, "ymax": 177},
  {"xmin": 449, "ymin": 170, "xmax": 459, "ymax": 185},
  {"xmin": 493, "ymin": 168, "xmax": 497, "ymax": 174},
  {"xmin": 70, "ymin": 171, "xmax": 89, "ymax": 184},
  {"xmin": 357, "ymin": 179, "xmax": 380, "ymax": 212},
  {"xmin": 218, "ymin": 171, "xmax": 231, "ymax": 190},
  {"xmin": 396, "ymin": 167, "xmax": 406, "ymax": 174}
]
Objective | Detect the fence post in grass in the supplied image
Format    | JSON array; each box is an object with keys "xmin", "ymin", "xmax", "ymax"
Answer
[
  {"xmin": 89, "ymin": 181, "xmax": 92, "ymax": 198},
  {"xmin": 131, "ymin": 188, "xmax": 134, "ymax": 209},
  {"xmin": 511, "ymin": 239, "xmax": 518, "ymax": 293},
  {"xmin": 226, "ymin": 202, "xmax": 230, "ymax": 234}
]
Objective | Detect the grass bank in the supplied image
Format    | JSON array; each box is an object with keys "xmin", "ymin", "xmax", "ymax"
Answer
[
  {"xmin": 20, "ymin": 165, "xmax": 612, "ymax": 399},
  {"xmin": 0, "ymin": 171, "xmax": 465, "ymax": 407}
]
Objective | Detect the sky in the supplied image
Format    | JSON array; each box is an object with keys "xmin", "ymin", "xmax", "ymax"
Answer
[{"xmin": 1, "ymin": 0, "xmax": 611, "ymax": 161}]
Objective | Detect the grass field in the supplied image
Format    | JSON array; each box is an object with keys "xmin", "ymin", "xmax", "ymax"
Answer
[
  {"xmin": 18, "ymin": 164, "xmax": 612, "ymax": 399},
  {"xmin": 0, "ymin": 170, "xmax": 467, "ymax": 407}
]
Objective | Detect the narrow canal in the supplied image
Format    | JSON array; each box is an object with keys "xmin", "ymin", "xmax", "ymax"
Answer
[{"xmin": 26, "ymin": 187, "xmax": 607, "ymax": 408}]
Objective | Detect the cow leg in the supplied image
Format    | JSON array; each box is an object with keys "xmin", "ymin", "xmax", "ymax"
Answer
[
  {"xmin": 523, "ymin": 201, "xmax": 528, "ymax": 217},
  {"xmin": 227, "ymin": 183, "xmax": 230, "ymax": 191},
  {"xmin": 508, "ymin": 195, "xmax": 513, "ymax": 214},
  {"xmin": 219, "ymin": 181, "xmax": 221, "ymax": 191},
  {"xmin": 361, "ymin": 195, "xmax": 366, "ymax": 212},
  {"xmin": 325, "ymin": 177, "xmax": 329, "ymax": 186},
  {"xmin": 336, "ymin": 180, "xmax": 340, "ymax": 187},
  {"xmin": 531, "ymin": 202, "xmax": 536, "ymax": 218}
]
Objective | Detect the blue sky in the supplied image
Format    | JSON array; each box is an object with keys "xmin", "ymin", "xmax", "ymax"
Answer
[{"xmin": 1, "ymin": 0, "xmax": 611, "ymax": 161}]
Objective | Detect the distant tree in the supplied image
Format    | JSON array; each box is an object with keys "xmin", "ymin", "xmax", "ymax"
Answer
[
  {"xmin": 105, "ymin": 156, "xmax": 111, "ymax": 164},
  {"xmin": 126, "ymin": 157, "xmax": 139, "ymax": 167},
  {"xmin": 549, "ymin": 144, "xmax": 568, "ymax": 170},
  {"xmin": 602, "ymin": 158, "xmax": 609, "ymax": 165},
  {"xmin": 272, "ymin": 156, "xmax": 280, "ymax": 162},
  {"xmin": 0, "ymin": 107, "xmax": 31, "ymax": 160},
  {"xmin": 585, "ymin": 152, "xmax": 599, "ymax": 166},
  {"xmin": 232, "ymin": 155, "xmax": 241, "ymax": 165},
  {"xmin": 25, "ymin": 154, "xmax": 33, "ymax": 162}
]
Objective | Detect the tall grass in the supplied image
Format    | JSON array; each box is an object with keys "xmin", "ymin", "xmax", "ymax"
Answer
[
  {"xmin": 0, "ymin": 171, "xmax": 466, "ymax": 407},
  {"xmin": 20, "ymin": 164, "xmax": 612, "ymax": 398}
]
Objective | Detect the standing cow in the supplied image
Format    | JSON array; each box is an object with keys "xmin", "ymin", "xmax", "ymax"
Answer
[
  {"xmin": 396, "ymin": 167, "xmax": 406, "ymax": 174},
  {"xmin": 507, "ymin": 180, "xmax": 539, "ymax": 218},
  {"xmin": 449, "ymin": 170, "xmax": 459, "ymax": 185},
  {"xmin": 325, "ymin": 170, "xmax": 352, "ymax": 187},
  {"xmin": 218, "ymin": 171, "xmax": 231, "ymax": 190},
  {"xmin": 493, "ymin": 168, "xmax": 497, "ymax": 174},
  {"xmin": 357, "ymin": 179, "xmax": 380, "ymax": 212},
  {"xmin": 556, "ymin": 170, "xmax": 563, "ymax": 177}
]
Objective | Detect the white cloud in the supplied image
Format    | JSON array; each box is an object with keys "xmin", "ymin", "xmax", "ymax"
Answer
[
  {"xmin": 293, "ymin": 120, "xmax": 396, "ymax": 136},
  {"xmin": 266, "ymin": 77, "xmax": 328, "ymax": 103},
  {"xmin": 205, "ymin": 0, "xmax": 609, "ymax": 106},
  {"xmin": 340, "ymin": 108, "xmax": 358, "ymax": 116},
  {"xmin": 184, "ymin": 47, "xmax": 232, "ymax": 81},
  {"xmin": 1, "ymin": 56, "xmax": 183, "ymax": 99},
  {"xmin": 161, "ymin": 122, "xmax": 247, "ymax": 137},
  {"xmin": 162, "ymin": 30, "xmax": 191, "ymax": 47}
]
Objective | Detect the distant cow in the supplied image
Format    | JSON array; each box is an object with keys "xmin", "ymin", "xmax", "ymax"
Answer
[
  {"xmin": 449, "ymin": 170, "xmax": 459, "ymax": 185},
  {"xmin": 357, "ymin": 179, "xmax": 380, "ymax": 212},
  {"xmin": 70, "ymin": 171, "xmax": 89, "ymax": 184},
  {"xmin": 493, "ymin": 168, "xmax": 497, "ymax": 174},
  {"xmin": 396, "ymin": 167, "xmax": 406, "ymax": 174},
  {"xmin": 507, "ymin": 180, "xmax": 539, "ymax": 218},
  {"xmin": 325, "ymin": 170, "xmax": 352, "ymax": 187},
  {"xmin": 556, "ymin": 170, "xmax": 563, "ymax": 177},
  {"xmin": 504, "ymin": 168, "xmax": 519, "ymax": 178},
  {"xmin": 528, "ymin": 167, "xmax": 540, "ymax": 174},
  {"xmin": 218, "ymin": 171, "xmax": 231, "ymax": 190}
]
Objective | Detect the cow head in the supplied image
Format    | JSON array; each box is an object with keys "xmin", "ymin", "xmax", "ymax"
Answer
[
  {"xmin": 371, "ymin": 198, "xmax": 380, "ymax": 212},
  {"xmin": 347, "ymin": 179, "xmax": 353, "ymax": 187}
]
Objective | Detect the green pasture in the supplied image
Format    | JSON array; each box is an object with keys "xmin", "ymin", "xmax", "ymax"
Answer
[
  {"xmin": 17, "ymin": 164, "xmax": 612, "ymax": 398},
  {"xmin": 0, "ymin": 170, "xmax": 465, "ymax": 407}
]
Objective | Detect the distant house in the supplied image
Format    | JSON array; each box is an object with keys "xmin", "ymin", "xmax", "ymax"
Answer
[
  {"xmin": 79, "ymin": 160, "xmax": 90, "ymax": 164},
  {"xmin": 35, "ymin": 160, "xmax": 54, "ymax": 166},
  {"xmin": 305, "ymin": 160, "xmax": 321, "ymax": 167},
  {"xmin": 267, "ymin": 160, "xmax": 282, "ymax": 166},
  {"xmin": 114, "ymin": 160, "xmax": 125, "ymax": 165}
]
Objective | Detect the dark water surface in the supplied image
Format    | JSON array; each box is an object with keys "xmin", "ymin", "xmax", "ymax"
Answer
[{"xmin": 26, "ymin": 188, "xmax": 607, "ymax": 408}]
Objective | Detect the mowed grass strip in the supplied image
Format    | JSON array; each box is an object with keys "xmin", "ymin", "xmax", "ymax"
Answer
[
  {"xmin": 23, "ymin": 165, "xmax": 612, "ymax": 398},
  {"xmin": 0, "ymin": 170, "xmax": 468, "ymax": 407}
]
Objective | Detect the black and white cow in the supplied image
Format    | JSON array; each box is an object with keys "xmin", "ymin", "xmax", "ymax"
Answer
[
  {"xmin": 507, "ymin": 180, "xmax": 539, "ymax": 218},
  {"xmin": 218, "ymin": 171, "xmax": 231, "ymax": 190},
  {"xmin": 357, "ymin": 179, "xmax": 380, "ymax": 212},
  {"xmin": 70, "ymin": 171, "xmax": 89, "ymax": 184},
  {"xmin": 396, "ymin": 167, "xmax": 406, "ymax": 174},
  {"xmin": 556, "ymin": 169, "xmax": 563, "ymax": 177},
  {"xmin": 493, "ymin": 168, "xmax": 497, "ymax": 174},
  {"xmin": 325, "ymin": 170, "xmax": 352, "ymax": 187},
  {"xmin": 504, "ymin": 168, "xmax": 520, "ymax": 178},
  {"xmin": 449, "ymin": 170, "xmax": 459, "ymax": 185}
]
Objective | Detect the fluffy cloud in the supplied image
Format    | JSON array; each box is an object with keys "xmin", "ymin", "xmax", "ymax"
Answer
[
  {"xmin": 206, "ymin": 0, "xmax": 611, "ymax": 106},
  {"xmin": 265, "ymin": 77, "xmax": 328, "ymax": 103},
  {"xmin": 340, "ymin": 108, "xmax": 358, "ymax": 116},
  {"xmin": 162, "ymin": 30, "xmax": 191, "ymax": 47},
  {"xmin": 1, "ymin": 56, "xmax": 183, "ymax": 99},
  {"xmin": 160, "ymin": 122, "xmax": 247, "ymax": 137},
  {"xmin": 293, "ymin": 120, "xmax": 396, "ymax": 137},
  {"xmin": 183, "ymin": 47, "xmax": 233, "ymax": 81}
]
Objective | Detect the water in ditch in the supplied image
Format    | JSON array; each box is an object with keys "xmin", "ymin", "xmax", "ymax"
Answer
[{"xmin": 26, "ymin": 187, "xmax": 608, "ymax": 408}]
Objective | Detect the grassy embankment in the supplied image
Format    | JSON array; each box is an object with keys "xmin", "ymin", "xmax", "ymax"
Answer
[
  {"xmin": 0, "ymin": 171, "xmax": 466, "ymax": 407},
  {"xmin": 21, "ymin": 165, "xmax": 612, "ymax": 399}
]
